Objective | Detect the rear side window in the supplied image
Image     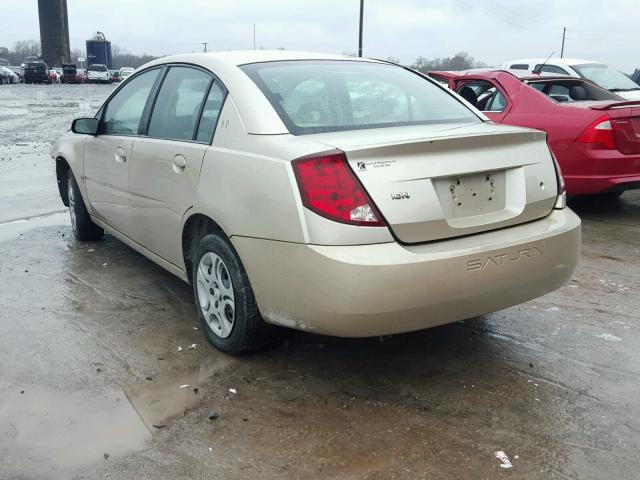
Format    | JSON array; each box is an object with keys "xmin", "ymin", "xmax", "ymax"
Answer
[
  {"xmin": 102, "ymin": 69, "xmax": 159, "ymax": 135},
  {"xmin": 534, "ymin": 64, "xmax": 569, "ymax": 75},
  {"xmin": 148, "ymin": 67, "xmax": 212, "ymax": 141},
  {"xmin": 196, "ymin": 81, "xmax": 226, "ymax": 142},
  {"xmin": 241, "ymin": 60, "xmax": 478, "ymax": 135}
]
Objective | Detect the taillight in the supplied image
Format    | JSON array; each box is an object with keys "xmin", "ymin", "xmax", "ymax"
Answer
[
  {"xmin": 292, "ymin": 151, "xmax": 385, "ymax": 227},
  {"xmin": 576, "ymin": 117, "xmax": 615, "ymax": 149}
]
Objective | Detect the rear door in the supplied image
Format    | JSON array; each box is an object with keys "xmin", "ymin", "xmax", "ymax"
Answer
[
  {"xmin": 128, "ymin": 66, "xmax": 226, "ymax": 265},
  {"xmin": 84, "ymin": 68, "xmax": 160, "ymax": 235}
]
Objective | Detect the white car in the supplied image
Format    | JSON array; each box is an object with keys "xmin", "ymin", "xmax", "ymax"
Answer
[
  {"xmin": 119, "ymin": 67, "xmax": 135, "ymax": 80},
  {"xmin": 86, "ymin": 64, "xmax": 112, "ymax": 84},
  {"xmin": 502, "ymin": 58, "xmax": 640, "ymax": 100},
  {"xmin": 0, "ymin": 66, "xmax": 19, "ymax": 84}
]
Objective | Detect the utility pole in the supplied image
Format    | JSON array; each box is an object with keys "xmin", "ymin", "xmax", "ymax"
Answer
[
  {"xmin": 253, "ymin": 24, "xmax": 256, "ymax": 50},
  {"xmin": 201, "ymin": 42, "xmax": 208, "ymax": 53},
  {"xmin": 358, "ymin": 0, "xmax": 364, "ymax": 57},
  {"xmin": 560, "ymin": 26, "xmax": 566, "ymax": 58}
]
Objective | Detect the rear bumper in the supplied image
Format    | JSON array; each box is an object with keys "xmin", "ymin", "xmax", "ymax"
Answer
[
  {"xmin": 561, "ymin": 147, "xmax": 640, "ymax": 195},
  {"xmin": 565, "ymin": 173, "xmax": 640, "ymax": 194},
  {"xmin": 232, "ymin": 209, "xmax": 581, "ymax": 337}
]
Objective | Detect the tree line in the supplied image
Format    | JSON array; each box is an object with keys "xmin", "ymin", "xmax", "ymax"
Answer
[
  {"xmin": 3, "ymin": 40, "xmax": 486, "ymax": 72},
  {"xmin": 0, "ymin": 40, "xmax": 159, "ymax": 68}
]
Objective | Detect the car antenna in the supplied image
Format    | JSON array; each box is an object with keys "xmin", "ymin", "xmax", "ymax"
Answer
[{"xmin": 533, "ymin": 51, "xmax": 555, "ymax": 75}]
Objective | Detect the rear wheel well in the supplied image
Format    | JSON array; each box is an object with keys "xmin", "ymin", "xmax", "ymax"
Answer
[
  {"xmin": 55, "ymin": 157, "xmax": 71, "ymax": 206},
  {"xmin": 182, "ymin": 214, "xmax": 226, "ymax": 283}
]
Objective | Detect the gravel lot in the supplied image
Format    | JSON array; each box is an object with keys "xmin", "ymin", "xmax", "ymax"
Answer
[{"xmin": 1, "ymin": 83, "xmax": 639, "ymax": 480}]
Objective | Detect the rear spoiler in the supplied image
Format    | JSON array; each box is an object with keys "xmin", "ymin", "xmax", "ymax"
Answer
[{"xmin": 590, "ymin": 101, "xmax": 640, "ymax": 110}]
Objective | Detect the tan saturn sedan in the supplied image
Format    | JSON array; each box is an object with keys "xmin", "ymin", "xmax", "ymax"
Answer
[{"xmin": 52, "ymin": 51, "xmax": 581, "ymax": 354}]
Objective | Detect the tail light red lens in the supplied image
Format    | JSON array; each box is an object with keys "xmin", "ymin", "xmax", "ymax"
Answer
[
  {"xmin": 292, "ymin": 151, "xmax": 385, "ymax": 227},
  {"xmin": 576, "ymin": 117, "xmax": 615, "ymax": 149}
]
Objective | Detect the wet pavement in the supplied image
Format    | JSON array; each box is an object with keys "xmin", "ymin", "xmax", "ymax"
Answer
[{"xmin": 0, "ymin": 84, "xmax": 639, "ymax": 479}]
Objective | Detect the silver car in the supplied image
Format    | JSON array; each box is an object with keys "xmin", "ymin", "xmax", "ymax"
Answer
[{"xmin": 52, "ymin": 51, "xmax": 581, "ymax": 354}]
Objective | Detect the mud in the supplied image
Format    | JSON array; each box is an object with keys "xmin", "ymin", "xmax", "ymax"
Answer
[{"xmin": 0, "ymin": 84, "xmax": 639, "ymax": 479}]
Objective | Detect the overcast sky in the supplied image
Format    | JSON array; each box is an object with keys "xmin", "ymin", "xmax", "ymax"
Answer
[{"xmin": 2, "ymin": 0, "xmax": 638, "ymax": 72}]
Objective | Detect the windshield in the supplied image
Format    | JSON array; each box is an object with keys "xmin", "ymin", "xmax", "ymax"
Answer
[
  {"xmin": 572, "ymin": 63, "xmax": 639, "ymax": 92},
  {"xmin": 88, "ymin": 65, "xmax": 107, "ymax": 72},
  {"xmin": 241, "ymin": 60, "xmax": 478, "ymax": 135}
]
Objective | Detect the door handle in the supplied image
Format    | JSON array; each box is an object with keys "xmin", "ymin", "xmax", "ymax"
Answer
[
  {"xmin": 172, "ymin": 154, "xmax": 187, "ymax": 173},
  {"xmin": 115, "ymin": 146, "xmax": 127, "ymax": 164}
]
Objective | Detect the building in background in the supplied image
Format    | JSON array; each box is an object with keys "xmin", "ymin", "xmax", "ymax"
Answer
[
  {"xmin": 86, "ymin": 32, "xmax": 112, "ymax": 69},
  {"xmin": 37, "ymin": 0, "xmax": 70, "ymax": 67}
]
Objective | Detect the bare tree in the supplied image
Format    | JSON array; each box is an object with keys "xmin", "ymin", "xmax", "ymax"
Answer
[{"xmin": 410, "ymin": 52, "xmax": 484, "ymax": 72}]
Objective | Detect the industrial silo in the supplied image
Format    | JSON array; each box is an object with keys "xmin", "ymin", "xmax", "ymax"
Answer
[{"xmin": 86, "ymin": 32, "xmax": 112, "ymax": 68}]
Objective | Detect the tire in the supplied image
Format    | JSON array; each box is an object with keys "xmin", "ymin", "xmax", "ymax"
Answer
[
  {"xmin": 67, "ymin": 171, "xmax": 104, "ymax": 241},
  {"xmin": 191, "ymin": 233, "xmax": 272, "ymax": 354}
]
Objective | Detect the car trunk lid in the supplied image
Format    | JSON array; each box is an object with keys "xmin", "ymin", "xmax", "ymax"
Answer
[
  {"xmin": 580, "ymin": 102, "xmax": 640, "ymax": 154},
  {"xmin": 306, "ymin": 123, "xmax": 558, "ymax": 243}
]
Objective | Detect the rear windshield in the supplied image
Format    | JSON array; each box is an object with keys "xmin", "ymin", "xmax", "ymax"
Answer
[
  {"xmin": 527, "ymin": 79, "xmax": 620, "ymax": 102},
  {"xmin": 88, "ymin": 64, "xmax": 107, "ymax": 72},
  {"xmin": 241, "ymin": 60, "xmax": 478, "ymax": 135}
]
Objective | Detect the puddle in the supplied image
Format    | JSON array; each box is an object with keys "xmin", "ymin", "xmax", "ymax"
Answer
[
  {"xmin": 0, "ymin": 384, "xmax": 150, "ymax": 477},
  {"xmin": 0, "ymin": 210, "xmax": 69, "ymax": 241},
  {"xmin": 125, "ymin": 356, "xmax": 236, "ymax": 429}
]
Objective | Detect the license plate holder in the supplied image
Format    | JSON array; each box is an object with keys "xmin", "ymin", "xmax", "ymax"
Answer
[{"xmin": 434, "ymin": 171, "xmax": 506, "ymax": 219}]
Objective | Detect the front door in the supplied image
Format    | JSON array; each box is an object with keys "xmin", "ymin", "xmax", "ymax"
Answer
[
  {"xmin": 128, "ymin": 66, "xmax": 226, "ymax": 265},
  {"xmin": 84, "ymin": 135, "xmax": 134, "ymax": 234},
  {"xmin": 83, "ymin": 68, "xmax": 161, "ymax": 236}
]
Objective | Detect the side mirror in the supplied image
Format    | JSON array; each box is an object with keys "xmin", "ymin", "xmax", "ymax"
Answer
[{"xmin": 72, "ymin": 117, "xmax": 99, "ymax": 135}]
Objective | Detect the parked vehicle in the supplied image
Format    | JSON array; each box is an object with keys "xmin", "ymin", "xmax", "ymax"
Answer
[
  {"xmin": 52, "ymin": 51, "xmax": 580, "ymax": 354},
  {"xmin": 60, "ymin": 64, "xmax": 82, "ymax": 84},
  {"xmin": 502, "ymin": 58, "xmax": 640, "ymax": 100},
  {"xmin": 429, "ymin": 69, "xmax": 640, "ymax": 197},
  {"xmin": 86, "ymin": 64, "xmax": 112, "ymax": 83},
  {"xmin": 110, "ymin": 70, "xmax": 122, "ymax": 82},
  {"xmin": 0, "ymin": 66, "xmax": 19, "ymax": 84},
  {"xmin": 50, "ymin": 68, "xmax": 62, "ymax": 83},
  {"xmin": 119, "ymin": 67, "xmax": 135, "ymax": 80},
  {"xmin": 23, "ymin": 59, "xmax": 51, "ymax": 84},
  {"xmin": 8, "ymin": 66, "xmax": 24, "ymax": 83}
]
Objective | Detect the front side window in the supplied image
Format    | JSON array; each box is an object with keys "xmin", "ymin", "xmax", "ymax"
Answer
[
  {"xmin": 457, "ymin": 81, "xmax": 507, "ymax": 112},
  {"xmin": 102, "ymin": 69, "xmax": 159, "ymax": 135},
  {"xmin": 241, "ymin": 60, "xmax": 479, "ymax": 135},
  {"xmin": 148, "ymin": 67, "xmax": 211, "ymax": 141}
]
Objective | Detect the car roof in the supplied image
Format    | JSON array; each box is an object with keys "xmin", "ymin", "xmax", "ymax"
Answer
[
  {"xmin": 505, "ymin": 58, "xmax": 601, "ymax": 67},
  {"xmin": 143, "ymin": 50, "xmax": 379, "ymax": 68}
]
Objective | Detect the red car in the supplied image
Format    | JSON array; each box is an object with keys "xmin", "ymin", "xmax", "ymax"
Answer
[{"xmin": 429, "ymin": 69, "xmax": 640, "ymax": 197}]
